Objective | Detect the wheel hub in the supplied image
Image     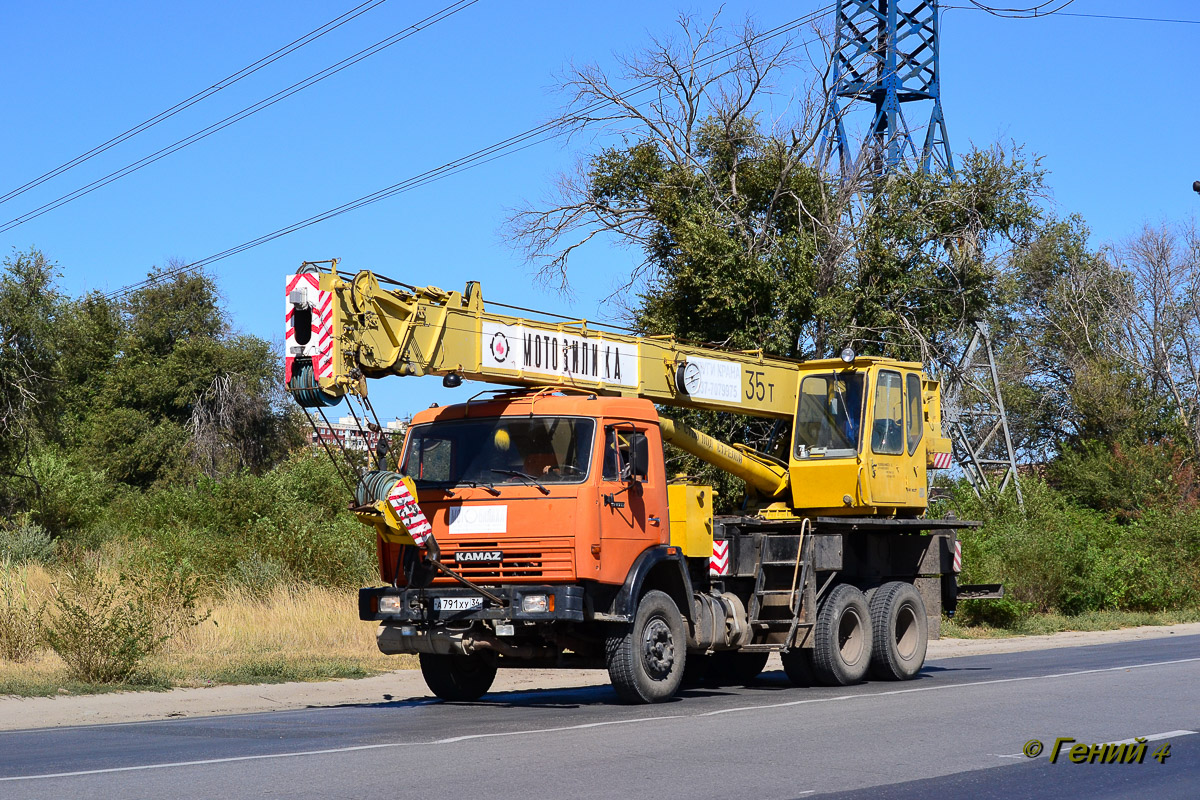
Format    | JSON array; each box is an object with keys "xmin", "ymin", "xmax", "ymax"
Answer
[{"xmin": 641, "ymin": 617, "xmax": 675, "ymax": 678}]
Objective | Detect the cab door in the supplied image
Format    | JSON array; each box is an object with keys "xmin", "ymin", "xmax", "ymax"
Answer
[
  {"xmin": 595, "ymin": 423, "xmax": 664, "ymax": 583},
  {"xmin": 866, "ymin": 369, "xmax": 907, "ymax": 504}
]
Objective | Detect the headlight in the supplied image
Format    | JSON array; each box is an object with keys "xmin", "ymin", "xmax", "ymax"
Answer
[
  {"xmin": 521, "ymin": 594, "xmax": 550, "ymax": 613},
  {"xmin": 379, "ymin": 596, "xmax": 404, "ymax": 614}
]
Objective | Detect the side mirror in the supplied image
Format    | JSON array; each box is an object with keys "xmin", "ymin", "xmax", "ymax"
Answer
[{"xmin": 623, "ymin": 432, "xmax": 649, "ymax": 482}]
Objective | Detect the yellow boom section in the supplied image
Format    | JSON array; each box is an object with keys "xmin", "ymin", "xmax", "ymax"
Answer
[
  {"xmin": 313, "ymin": 266, "xmax": 800, "ymax": 419},
  {"xmin": 658, "ymin": 418, "xmax": 789, "ymax": 498}
]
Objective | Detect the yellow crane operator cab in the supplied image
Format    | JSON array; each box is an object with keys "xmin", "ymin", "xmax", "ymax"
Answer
[{"xmin": 789, "ymin": 359, "xmax": 928, "ymax": 512}]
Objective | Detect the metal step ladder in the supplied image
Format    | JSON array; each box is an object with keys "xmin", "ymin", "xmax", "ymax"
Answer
[{"xmin": 745, "ymin": 531, "xmax": 813, "ymax": 649}]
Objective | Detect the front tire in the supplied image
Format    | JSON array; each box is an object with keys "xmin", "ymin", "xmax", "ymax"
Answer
[
  {"xmin": 868, "ymin": 581, "xmax": 928, "ymax": 681},
  {"xmin": 812, "ymin": 584, "xmax": 873, "ymax": 686},
  {"xmin": 419, "ymin": 652, "xmax": 497, "ymax": 701},
  {"xmin": 606, "ymin": 590, "xmax": 686, "ymax": 703}
]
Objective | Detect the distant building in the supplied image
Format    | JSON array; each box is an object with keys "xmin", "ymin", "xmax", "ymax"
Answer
[{"xmin": 308, "ymin": 415, "xmax": 407, "ymax": 452}]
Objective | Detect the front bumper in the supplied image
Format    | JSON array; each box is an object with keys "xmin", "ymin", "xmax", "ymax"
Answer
[{"xmin": 358, "ymin": 584, "xmax": 586, "ymax": 624}]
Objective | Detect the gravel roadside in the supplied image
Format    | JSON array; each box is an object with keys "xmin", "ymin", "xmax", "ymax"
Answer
[{"xmin": 3, "ymin": 622, "xmax": 1198, "ymax": 732}]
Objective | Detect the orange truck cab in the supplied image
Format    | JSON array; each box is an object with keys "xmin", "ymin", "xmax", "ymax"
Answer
[
  {"xmin": 377, "ymin": 391, "xmax": 673, "ymax": 591},
  {"xmin": 359, "ymin": 392, "xmax": 701, "ymax": 698}
]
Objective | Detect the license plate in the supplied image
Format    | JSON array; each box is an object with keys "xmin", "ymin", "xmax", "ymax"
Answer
[
  {"xmin": 455, "ymin": 550, "xmax": 503, "ymax": 563},
  {"xmin": 433, "ymin": 596, "xmax": 483, "ymax": 612}
]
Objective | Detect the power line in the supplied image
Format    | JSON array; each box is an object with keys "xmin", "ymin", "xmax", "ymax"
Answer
[
  {"xmin": 0, "ymin": 0, "xmax": 480, "ymax": 236},
  {"xmin": 102, "ymin": 4, "xmax": 838, "ymax": 302},
  {"xmin": 947, "ymin": 3, "xmax": 1200, "ymax": 24},
  {"xmin": 964, "ymin": 1, "xmax": 1077, "ymax": 18},
  {"xmin": 0, "ymin": 0, "xmax": 390, "ymax": 208}
]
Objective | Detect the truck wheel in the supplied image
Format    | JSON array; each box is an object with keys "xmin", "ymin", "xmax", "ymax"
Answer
[
  {"xmin": 606, "ymin": 590, "xmax": 686, "ymax": 703},
  {"xmin": 711, "ymin": 651, "xmax": 770, "ymax": 686},
  {"xmin": 812, "ymin": 584, "xmax": 873, "ymax": 686},
  {"xmin": 419, "ymin": 652, "xmax": 497, "ymax": 701},
  {"xmin": 868, "ymin": 581, "xmax": 928, "ymax": 681},
  {"xmin": 780, "ymin": 647, "xmax": 815, "ymax": 687}
]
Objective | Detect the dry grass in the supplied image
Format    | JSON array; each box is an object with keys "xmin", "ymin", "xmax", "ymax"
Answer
[
  {"xmin": 0, "ymin": 566, "xmax": 414, "ymax": 697},
  {"xmin": 157, "ymin": 584, "xmax": 412, "ymax": 686}
]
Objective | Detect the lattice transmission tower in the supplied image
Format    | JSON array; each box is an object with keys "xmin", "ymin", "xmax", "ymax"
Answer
[{"xmin": 817, "ymin": 0, "xmax": 954, "ymax": 178}]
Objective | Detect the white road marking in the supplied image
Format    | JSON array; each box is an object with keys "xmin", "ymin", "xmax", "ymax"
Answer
[
  {"xmin": 3, "ymin": 655, "xmax": 1198, "ymax": 783},
  {"xmin": 1106, "ymin": 729, "xmax": 1196, "ymax": 746}
]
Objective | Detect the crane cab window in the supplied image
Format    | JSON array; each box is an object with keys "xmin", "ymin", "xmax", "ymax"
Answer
[
  {"xmin": 793, "ymin": 372, "xmax": 866, "ymax": 458},
  {"xmin": 871, "ymin": 371, "xmax": 905, "ymax": 455},
  {"xmin": 906, "ymin": 373, "xmax": 924, "ymax": 455}
]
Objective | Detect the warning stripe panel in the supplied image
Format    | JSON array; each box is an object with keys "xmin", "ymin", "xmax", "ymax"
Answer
[
  {"xmin": 710, "ymin": 539, "xmax": 730, "ymax": 576},
  {"xmin": 388, "ymin": 484, "xmax": 431, "ymax": 546}
]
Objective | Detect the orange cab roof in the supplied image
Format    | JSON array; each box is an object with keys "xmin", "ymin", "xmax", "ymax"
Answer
[{"xmin": 409, "ymin": 390, "xmax": 660, "ymax": 426}]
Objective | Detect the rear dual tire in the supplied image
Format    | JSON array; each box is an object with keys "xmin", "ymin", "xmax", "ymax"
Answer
[
  {"xmin": 812, "ymin": 584, "xmax": 873, "ymax": 686},
  {"xmin": 868, "ymin": 581, "xmax": 928, "ymax": 681}
]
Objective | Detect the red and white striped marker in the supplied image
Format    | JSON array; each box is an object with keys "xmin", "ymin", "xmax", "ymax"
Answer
[
  {"xmin": 952, "ymin": 540, "xmax": 962, "ymax": 573},
  {"xmin": 387, "ymin": 480, "xmax": 432, "ymax": 547},
  {"xmin": 931, "ymin": 451, "xmax": 953, "ymax": 469},
  {"xmin": 284, "ymin": 273, "xmax": 334, "ymax": 384},
  {"xmin": 710, "ymin": 539, "xmax": 730, "ymax": 576}
]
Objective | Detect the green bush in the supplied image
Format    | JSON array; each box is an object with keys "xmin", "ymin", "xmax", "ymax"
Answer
[
  {"xmin": 230, "ymin": 552, "xmax": 286, "ymax": 600},
  {"xmin": 1050, "ymin": 439, "xmax": 1188, "ymax": 522},
  {"xmin": 956, "ymin": 596, "xmax": 1033, "ymax": 629},
  {"xmin": 42, "ymin": 561, "xmax": 209, "ymax": 683},
  {"xmin": 27, "ymin": 447, "xmax": 119, "ymax": 539},
  {"xmin": 97, "ymin": 451, "xmax": 376, "ymax": 589},
  {"xmin": 0, "ymin": 519, "xmax": 56, "ymax": 564},
  {"xmin": 941, "ymin": 477, "xmax": 1200, "ymax": 619}
]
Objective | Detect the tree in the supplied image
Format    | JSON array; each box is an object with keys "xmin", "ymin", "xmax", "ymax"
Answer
[
  {"xmin": 508, "ymin": 13, "xmax": 1047, "ymax": 364},
  {"xmin": 1109, "ymin": 221, "xmax": 1200, "ymax": 464},
  {"xmin": 505, "ymin": 13, "xmax": 1051, "ymax": 506},
  {"xmin": 71, "ymin": 265, "xmax": 296, "ymax": 486},
  {"xmin": 0, "ymin": 249, "xmax": 63, "ymax": 513}
]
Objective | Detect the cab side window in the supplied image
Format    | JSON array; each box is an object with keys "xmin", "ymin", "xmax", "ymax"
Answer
[
  {"xmin": 602, "ymin": 426, "xmax": 649, "ymax": 482},
  {"xmin": 906, "ymin": 373, "xmax": 924, "ymax": 455},
  {"xmin": 602, "ymin": 428, "xmax": 621, "ymax": 480},
  {"xmin": 871, "ymin": 371, "xmax": 904, "ymax": 456}
]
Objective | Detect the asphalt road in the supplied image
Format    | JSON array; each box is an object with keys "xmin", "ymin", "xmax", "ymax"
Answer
[{"xmin": 1, "ymin": 635, "xmax": 1197, "ymax": 799}]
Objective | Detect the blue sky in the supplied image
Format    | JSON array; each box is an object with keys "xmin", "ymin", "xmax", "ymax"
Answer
[{"xmin": 3, "ymin": 0, "xmax": 1197, "ymax": 420}]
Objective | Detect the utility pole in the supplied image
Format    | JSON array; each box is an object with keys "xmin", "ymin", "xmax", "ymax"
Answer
[{"xmin": 817, "ymin": 0, "xmax": 954, "ymax": 179}]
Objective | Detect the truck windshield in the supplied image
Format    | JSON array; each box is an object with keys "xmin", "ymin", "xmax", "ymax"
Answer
[
  {"xmin": 401, "ymin": 417, "xmax": 595, "ymax": 488},
  {"xmin": 793, "ymin": 371, "xmax": 866, "ymax": 458}
]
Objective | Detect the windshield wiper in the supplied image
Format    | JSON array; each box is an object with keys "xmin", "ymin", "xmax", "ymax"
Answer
[
  {"xmin": 490, "ymin": 469, "xmax": 550, "ymax": 495},
  {"xmin": 462, "ymin": 480, "xmax": 501, "ymax": 496}
]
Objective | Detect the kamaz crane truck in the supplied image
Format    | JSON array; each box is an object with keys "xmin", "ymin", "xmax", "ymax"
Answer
[{"xmin": 284, "ymin": 261, "xmax": 996, "ymax": 703}]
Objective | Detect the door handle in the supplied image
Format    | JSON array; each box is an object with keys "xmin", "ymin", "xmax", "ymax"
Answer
[{"xmin": 648, "ymin": 516, "xmax": 661, "ymax": 526}]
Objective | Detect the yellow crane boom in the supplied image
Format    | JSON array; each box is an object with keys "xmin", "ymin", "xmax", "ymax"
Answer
[
  {"xmin": 285, "ymin": 261, "xmax": 953, "ymax": 516},
  {"xmin": 288, "ymin": 264, "xmax": 800, "ymax": 418}
]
